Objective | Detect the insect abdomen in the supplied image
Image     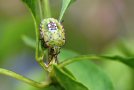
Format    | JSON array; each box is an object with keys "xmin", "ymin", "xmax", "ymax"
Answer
[{"xmin": 39, "ymin": 18, "xmax": 65, "ymax": 48}]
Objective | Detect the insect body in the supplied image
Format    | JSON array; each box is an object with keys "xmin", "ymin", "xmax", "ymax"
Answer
[
  {"xmin": 40, "ymin": 18, "xmax": 65, "ymax": 48},
  {"xmin": 39, "ymin": 18, "xmax": 65, "ymax": 65}
]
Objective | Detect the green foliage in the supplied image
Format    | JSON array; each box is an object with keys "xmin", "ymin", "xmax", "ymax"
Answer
[
  {"xmin": 101, "ymin": 56, "xmax": 134, "ymax": 69},
  {"xmin": 59, "ymin": 50, "xmax": 114, "ymax": 90},
  {"xmin": 102, "ymin": 39, "xmax": 134, "ymax": 68},
  {"xmin": 53, "ymin": 65, "xmax": 88, "ymax": 90},
  {"xmin": 22, "ymin": 34, "xmax": 134, "ymax": 70},
  {"xmin": 22, "ymin": 0, "xmax": 41, "ymax": 24},
  {"xmin": 22, "ymin": 37, "xmax": 134, "ymax": 90},
  {"xmin": 0, "ymin": 17, "xmax": 34, "ymax": 62},
  {"xmin": 59, "ymin": 0, "xmax": 76, "ymax": 21},
  {"xmin": 0, "ymin": 0, "xmax": 134, "ymax": 90},
  {"xmin": 14, "ymin": 50, "xmax": 114, "ymax": 90}
]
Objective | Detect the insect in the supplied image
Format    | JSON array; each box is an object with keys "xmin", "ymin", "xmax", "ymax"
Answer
[
  {"xmin": 40, "ymin": 18, "xmax": 65, "ymax": 48},
  {"xmin": 39, "ymin": 18, "xmax": 65, "ymax": 65}
]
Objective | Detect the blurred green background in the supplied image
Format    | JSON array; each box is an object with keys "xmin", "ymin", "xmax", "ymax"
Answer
[{"xmin": 0, "ymin": 0, "xmax": 134, "ymax": 90}]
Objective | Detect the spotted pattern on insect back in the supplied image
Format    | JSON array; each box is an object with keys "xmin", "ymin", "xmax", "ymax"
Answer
[
  {"xmin": 47, "ymin": 22, "xmax": 58, "ymax": 30},
  {"xmin": 39, "ymin": 18, "xmax": 65, "ymax": 48}
]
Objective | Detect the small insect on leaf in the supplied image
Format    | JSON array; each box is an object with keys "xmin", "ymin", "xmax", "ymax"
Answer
[{"xmin": 40, "ymin": 18, "xmax": 65, "ymax": 48}]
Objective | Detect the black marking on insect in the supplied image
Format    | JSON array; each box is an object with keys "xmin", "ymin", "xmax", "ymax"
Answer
[
  {"xmin": 47, "ymin": 22, "xmax": 58, "ymax": 30},
  {"xmin": 60, "ymin": 20, "xmax": 64, "ymax": 29},
  {"xmin": 61, "ymin": 20, "xmax": 64, "ymax": 23},
  {"xmin": 40, "ymin": 39, "xmax": 48, "ymax": 48},
  {"xmin": 39, "ymin": 18, "xmax": 65, "ymax": 48},
  {"xmin": 39, "ymin": 25, "xmax": 44, "ymax": 39}
]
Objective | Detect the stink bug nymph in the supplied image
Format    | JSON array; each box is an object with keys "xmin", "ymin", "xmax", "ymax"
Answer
[
  {"xmin": 40, "ymin": 18, "xmax": 65, "ymax": 65},
  {"xmin": 39, "ymin": 18, "xmax": 65, "ymax": 48}
]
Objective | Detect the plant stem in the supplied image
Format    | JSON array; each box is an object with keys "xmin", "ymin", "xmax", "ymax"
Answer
[
  {"xmin": 59, "ymin": 55, "xmax": 133, "ymax": 68},
  {"xmin": 38, "ymin": 0, "xmax": 43, "ymax": 20},
  {"xmin": 36, "ymin": 0, "xmax": 51, "ymax": 71},
  {"xmin": 43, "ymin": 0, "xmax": 51, "ymax": 18},
  {"xmin": 34, "ymin": 16, "xmax": 47, "ymax": 71},
  {"xmin": 0, "ymin": 68, "xmax": 51, "ymax": 88},
  {"xmin": 58, "ymin": 55, "xmax": 102, "ymax": 68},
  {"xmin": 36, "ymin": 42, "xmax": 47, "ymax": 71}
]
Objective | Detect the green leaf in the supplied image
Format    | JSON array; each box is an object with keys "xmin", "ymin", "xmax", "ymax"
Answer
[
  {"xmin": 103, "ymin": 40, "xmax": 134, "ymax": 57},
  {"xmin": 53, "ymin": 65, "xmax": 88, "ymax": 90},
  {"xmin": 59, "ymin": 0, "xmax": 76, "ymax": 21},
  {"xmin": 102, "ymin": 39, "xmax": 134, "ymax": 68},
  {"xmin": 101, "ymin": 56, "xmax": 134, "ymax": 69},
  {"xmin": 22, "ymin": 0, "xmax": 36, "ymax": 17},
  {"xmin": 22, "ymin": 0, "xmax": 41, "ymax": 25},
  {"xmin": 59, "ymin": 49, "xmax": 114, "ymax": 90},
  {"xmin": 62, "ymin": 67, "xmax": 76, "ymax": 79},
  {"xmin": 59, "ymin": 54, "xmax": 134, "ymax": 69},
  {"xmin": 101, "ymin": 59, "xmax": 133, "ymax": 90},
  {"xmin": 21, "ymin": 0, "xmax": 41, "ymax": 52}
]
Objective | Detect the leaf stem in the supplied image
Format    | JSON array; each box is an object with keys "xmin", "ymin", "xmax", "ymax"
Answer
[
  {"xmin": 38, "ymin": 0, "xmax": 43, "ymax": 20},
  {"xmin": 36, "ymin": 40, "xmax": 47, "ymax": 71},
  {"xmin": 43, "ymin": 0, "xmax": 51, "ymax": 18},
  {"xmin": 34, "ymin": 16, "xmax": 47, "ymax": 71},
  {"xmin": 58, "ymin": 54, "xmax": 134, "ymax": 68},
  {"xmin": 58, "ymin": 55, "xmax": 101, "ymax": 68},
  {"xmin": 0, "ymin": 68, "xmax": 51, "ymax": 88}
]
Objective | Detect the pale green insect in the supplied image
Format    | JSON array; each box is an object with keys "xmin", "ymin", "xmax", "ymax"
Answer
[
  {"xmin": 39, "ymin": 18, "xmax": 65, "ymax": 48},
  {"xmin": 39, "ymin": 18, "xmax": 65, "ymax": 65}
]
